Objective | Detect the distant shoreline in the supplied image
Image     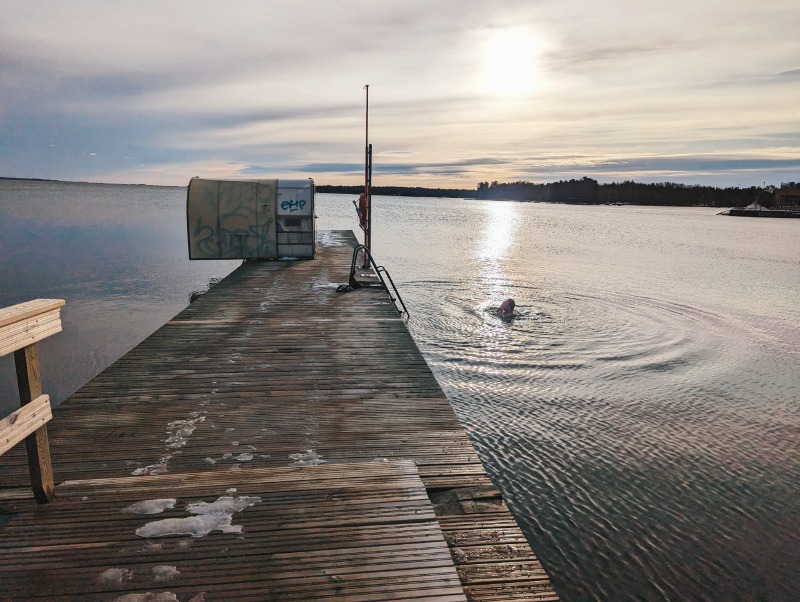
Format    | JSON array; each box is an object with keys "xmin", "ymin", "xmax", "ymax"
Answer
[
  {"xmin": 0, "ymin": 176, "xmax": 184, "ymax": 189},
  {"xmin": 3, "ymin": 176, "xmax": 790, "ymax": 209}
]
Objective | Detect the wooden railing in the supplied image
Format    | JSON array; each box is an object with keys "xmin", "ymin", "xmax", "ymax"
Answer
[{"xmin": 0, "ymin": 299, "xmax": 65, "ymax": 503}]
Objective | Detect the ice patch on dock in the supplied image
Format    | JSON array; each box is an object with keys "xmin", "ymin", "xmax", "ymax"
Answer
[
  {"xmin": 114, "ymin": 594, "xmax": 203, "ymax": 602},
  {"xmin": 132, "ymin": 455, "xmax": 173, "ymax": 476},
  {"xmin": 308, "ymin": 282, "xmax": 339, "ymax": 291},
  {"xmin": 133, "ymin": 411, "xmax": 207, "ymax": 475},
  {"xmin": 289, "ymin": 449, "xmax": 327, "ymax": 466},
  {"xmin": 135, "ymin": 495, "xmax": 261, "ymax": 538},
  {"xmin": 113, "ymin": 593, "xmax": 179, "ymax": 602},
  {"xmin": 317, "ymin": 231, "xmax": 349, "ymax": 247},
  {"xmin": 123, "ymin": 499, "xmax": 177, "ymax": 515},
  {"xmin": 99, "ymin": 567, "xmax": 133, "ymax": 585},
  {"xmin": 153, "ymin": 565, "xmax": 180, "ymax": 582},
  {"xmin": 165, "ymin": 415, "xmax": 206, "ymax": 449},
  {"xmin": 202, "ymin": 442, "xmax": 261, "ymax": 467}
]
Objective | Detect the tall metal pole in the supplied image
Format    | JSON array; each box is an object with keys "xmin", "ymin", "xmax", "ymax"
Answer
[
  {"xmin": 367, "ymin": 142, "xmax": 372, "ymax": 252},
  {"xmin": 363, "ymin": 84, "xmax": 371, "ymax": 268}
]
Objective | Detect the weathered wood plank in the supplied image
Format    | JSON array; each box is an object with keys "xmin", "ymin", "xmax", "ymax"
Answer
[
  {"xmin": 0, "ymin": 461, "xmax": 467, "ymax": 601},
  {"xmin": 0, "ymin": 299, "xmax": 64, "ymax": 357},
  {"xmin": 0, "ymin": 394, "xmax": 51, "ymax": 456},
  {"xmin": 0, "ymin": 298, "xmax": 65, "ymax": 330}
]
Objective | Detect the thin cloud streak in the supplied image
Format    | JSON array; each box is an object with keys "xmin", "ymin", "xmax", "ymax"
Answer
[{"xmin": 1, "ymin": 0, "xmax": 798, "ymax": 187}]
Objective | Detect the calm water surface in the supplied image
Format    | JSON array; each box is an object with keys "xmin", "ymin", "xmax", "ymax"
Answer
[{"xmin": 1, "ymin": 180, "xmax": 798, "ymax": 601}]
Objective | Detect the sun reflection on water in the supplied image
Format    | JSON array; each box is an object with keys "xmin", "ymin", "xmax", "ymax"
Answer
[
  {"xmin": 474, "ymin": 201, "xmax": 522, "ymax": 350},
  {"xmin": 476, "ymin": 200, "xmax": 519, "ymax": 285}
]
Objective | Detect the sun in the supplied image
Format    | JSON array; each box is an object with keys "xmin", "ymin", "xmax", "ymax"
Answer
[{"xmin": 481, "ymin": 29, "xmax": 542, "ymax": 97}]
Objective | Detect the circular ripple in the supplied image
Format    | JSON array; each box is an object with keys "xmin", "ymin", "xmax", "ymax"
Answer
[{"xmin": 401, "ymin": 276, "xmax": 799, "ymax": 600}]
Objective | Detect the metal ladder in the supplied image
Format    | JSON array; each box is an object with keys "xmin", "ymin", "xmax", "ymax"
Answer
[{"xmin": 349, "ymin": 245, "xmax": 409, "ymax": 318}]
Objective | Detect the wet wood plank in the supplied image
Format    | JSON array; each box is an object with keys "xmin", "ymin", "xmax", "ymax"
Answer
[{"xmin": 0, "ymin": 461, "xmax": 466, "ymax": 601}]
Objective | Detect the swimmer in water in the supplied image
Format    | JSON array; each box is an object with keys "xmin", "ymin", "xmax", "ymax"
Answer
[{"xmin": 497, "ymin": 298, "xmax": 516, "ymax": 319}]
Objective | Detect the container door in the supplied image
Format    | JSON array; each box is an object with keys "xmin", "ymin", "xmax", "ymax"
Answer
[{"xmin": 276, "ymin": 180, "xmax": 315, "ymax": 258}]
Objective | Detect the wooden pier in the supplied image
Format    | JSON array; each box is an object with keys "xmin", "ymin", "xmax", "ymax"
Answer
[{"xmin": 0, "ymin": 231, "xmax": 559, "ymax": 601}]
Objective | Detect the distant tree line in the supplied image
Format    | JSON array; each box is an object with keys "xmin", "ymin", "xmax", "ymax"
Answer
[
  {"xmin": 317, "ymin": 184, "xmax": 472, "ymax": 198},
  {"xmin": 475, "ymin": 178, "xmax": 780, "ymax": 208},
  {"xmin": 319, "ymin": 178, "xmax": 795, "ymax": 208}
]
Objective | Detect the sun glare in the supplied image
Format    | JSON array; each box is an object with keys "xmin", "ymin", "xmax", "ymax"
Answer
[{"xmin": 481, "ymin": 29, "xmax": 542, "ymax": 97}]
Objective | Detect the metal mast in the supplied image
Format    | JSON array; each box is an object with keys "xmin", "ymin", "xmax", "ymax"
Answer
[{"xmin": 363, "ymin": 84, "xmax": 372, "ymax": 267}]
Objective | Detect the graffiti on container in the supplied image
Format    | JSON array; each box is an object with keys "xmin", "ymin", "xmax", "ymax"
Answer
[
  {"xmin": 187, "ymin": 179, "xmax": 283, "ymax": 259},
  {"xmin": 191, "ymin": 217, "xmax": 275, "ymax": 258},
  {"xmin": 280, "ymin": 199, "xmax": 307, "ymax": 213}
]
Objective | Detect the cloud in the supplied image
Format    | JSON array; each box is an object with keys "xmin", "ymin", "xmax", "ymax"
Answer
[
  {"xmin": 1, "ymin": 1, "xmax": 799, "ymax": 187},
  {"xmin": 292, "ymin": 163, "xmax": 363, "ymax": 174},
  {"xmin": 545, "ymin": 38, "xmax": 704, "ymax": 73},
  {"xmin": 776, "ymin": 69, "xmax": 800, "ymax": 80},
  {"xmin": 514, "ymin": 153, "xmax": 800, "ymax": 186}
]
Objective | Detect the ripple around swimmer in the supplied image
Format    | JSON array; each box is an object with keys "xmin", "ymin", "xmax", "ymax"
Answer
[
  {"xmin": 404, "ymin": 280, "xmax": 740, "ymax": 395},
  {"xmin": 400, "ymin": 278, "xmax": 799, "ymax": 600}
]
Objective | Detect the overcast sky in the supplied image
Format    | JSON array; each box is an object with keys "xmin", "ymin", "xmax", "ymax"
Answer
[{"xmin": 2, "ymin": 0, "xmax": 799, "ymax": 187}]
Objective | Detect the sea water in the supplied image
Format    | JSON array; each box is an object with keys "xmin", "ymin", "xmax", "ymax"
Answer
[{"xmin": 1, "ymin": 179, "xmax": 798, "ymax": 600}]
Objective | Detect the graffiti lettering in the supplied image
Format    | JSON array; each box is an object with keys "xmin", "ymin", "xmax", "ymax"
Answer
[
  {"xmin": 280, "ymin": 199, "xmax": 307, "ymax": 213},
  {"xmin": 193, "ymin": 222, "xmax": 219, "ymax": 257}
]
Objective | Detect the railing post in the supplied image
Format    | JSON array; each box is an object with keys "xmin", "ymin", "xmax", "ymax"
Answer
[{"xmin": 14, "ymin": 343, "xmax": 55, "ymax": 503}]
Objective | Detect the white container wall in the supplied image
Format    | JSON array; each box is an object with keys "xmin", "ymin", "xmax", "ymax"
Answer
[{"xmin": 187, "ymin": 178, "xmax": 315, "ymax": 260}]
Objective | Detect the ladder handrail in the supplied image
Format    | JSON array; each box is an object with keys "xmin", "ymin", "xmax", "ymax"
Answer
[
  {"xmin": 349, "ymin": 245, "xmax": 409, "ymax": 318},
  {"xmin": 375, "ymin": 265, "xmax": 409, "ymax": 318}
]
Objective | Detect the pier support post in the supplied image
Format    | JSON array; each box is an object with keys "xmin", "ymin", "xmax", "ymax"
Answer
[{"xmin": 14, "ymin": 344, "xmax": 55, "ymax": 503}]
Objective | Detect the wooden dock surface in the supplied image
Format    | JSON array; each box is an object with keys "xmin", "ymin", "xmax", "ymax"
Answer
[{"xmin": 0, "ymin": 231, "xmax": 559, "ymax": 601}]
